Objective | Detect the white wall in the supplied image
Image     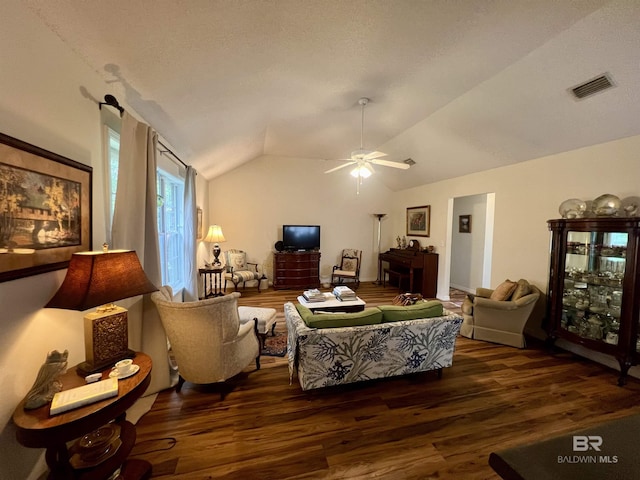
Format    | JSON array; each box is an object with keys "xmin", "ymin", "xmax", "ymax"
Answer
[
  {"xmin": 389, "ymin": 134, "xmax": 640, "ymax": 299},
  {"xmin": 451, "ymin": 194, "xmax": 487, "ymax": 292},
  {"xmin": 208, "ymin": 155, "xmax": 394, "ymax": 285},
  {"xmin": 210, "ymin": 136, "xmax": 640, "ymax": 305}
]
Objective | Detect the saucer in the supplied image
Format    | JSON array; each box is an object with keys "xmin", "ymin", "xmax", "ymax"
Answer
[{"xmin": 109, "ymin": 364, "xmax": 140, "ymax": 380}]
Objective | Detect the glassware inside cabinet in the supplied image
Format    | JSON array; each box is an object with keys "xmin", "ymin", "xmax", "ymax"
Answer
[{"xmin": 561, "ymin": 231, "xmax": 628, "ymax": 344}]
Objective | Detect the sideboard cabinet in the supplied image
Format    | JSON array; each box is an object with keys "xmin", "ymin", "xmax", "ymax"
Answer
[
  {"xmin": 273, "ymin": 251, "xmax": 321, "ymax": 290},
  {"xmin": 547, "ymin": 217, "xmax": 640, "ymax": 385}
]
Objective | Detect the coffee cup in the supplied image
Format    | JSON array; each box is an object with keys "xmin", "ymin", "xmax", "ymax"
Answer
[{"xmin": 112, "ymin": 359, "xmax": 133, "ymax": 376}]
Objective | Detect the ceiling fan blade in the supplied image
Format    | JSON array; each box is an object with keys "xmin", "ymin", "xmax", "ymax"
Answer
[
  {"xmin": 363, "ymin": 151, "xmax": 387, "ymax": 160},
  {"xmin": 324, "ymin": 161, "xmax": 355, "ymax": 174},
  {"xmin": 370, "ymin": 158, "xmax": 411, "ymax": 169}
]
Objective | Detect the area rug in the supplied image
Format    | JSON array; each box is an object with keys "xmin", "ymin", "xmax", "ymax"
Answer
[{"xmin": 261, "ymin": 331, "xmax": 287, "ymax": 357}]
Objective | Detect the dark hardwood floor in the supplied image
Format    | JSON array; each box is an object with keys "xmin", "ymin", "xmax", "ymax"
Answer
[{"xmin": 131, "ymin": 283, "xmax": 640, "ymax": 479}]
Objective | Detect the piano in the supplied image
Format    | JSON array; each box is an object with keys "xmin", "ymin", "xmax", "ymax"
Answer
[{"xmin": 378, "ymin": 248, "xmax": 438, "ymax": 298}]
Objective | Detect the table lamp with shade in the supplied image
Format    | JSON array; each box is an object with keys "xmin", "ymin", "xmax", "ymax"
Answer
[
  {"xmin": 45, "ymin": 246, "xmax": 158, "ymax": 377},
  {"xmin": 203, "ymin": 224, "xmax": 226, "ymax": 266}
]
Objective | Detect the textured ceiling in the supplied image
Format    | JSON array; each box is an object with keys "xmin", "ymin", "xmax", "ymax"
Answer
[{"xmin": 25, "ymin": 0, "xmax": 640, "ymax": 189}]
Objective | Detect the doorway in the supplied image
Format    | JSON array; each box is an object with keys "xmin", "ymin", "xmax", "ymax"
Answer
[{"xmin": 440, "ymin": 193, "xmax": 495, "ymax": 300}]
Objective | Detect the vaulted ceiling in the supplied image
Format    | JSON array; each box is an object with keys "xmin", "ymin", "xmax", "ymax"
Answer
[{"xmin": 25, "ymin": 0, "xmax": 640, "ymax": 190}]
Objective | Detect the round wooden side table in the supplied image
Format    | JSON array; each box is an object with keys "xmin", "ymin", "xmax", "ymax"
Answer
[{"xmin": 13, "ymin": 352, "xmax": 153, "ymax": 480}]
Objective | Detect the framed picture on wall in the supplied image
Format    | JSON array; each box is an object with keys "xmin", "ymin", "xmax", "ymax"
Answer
[
  {"xmin": 406, "ymin": 205, "xmax": 430, "ymax": 237},
  {"xmin": 459, "ymin": 214, "xmax": 471, "ymax": 233},
  {"xmin": 196, "ymin": 207, "xmax": 203, "ymax": 240},
  {"xmin": 0, "ymin": 132, "xmax": 92, "ymax": 282}
]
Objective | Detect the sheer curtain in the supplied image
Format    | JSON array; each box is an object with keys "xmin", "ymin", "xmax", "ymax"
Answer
[
  {"xmin": 183, "ymin": 166, "xmax": 199, "ymax": 301},
  {"xmin": 111, "ymin": 112, "xmax": 171, "ymax": 394}
]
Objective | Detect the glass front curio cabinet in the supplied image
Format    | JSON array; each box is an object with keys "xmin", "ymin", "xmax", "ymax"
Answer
[{"xmin": 547, "ymin": 217, "xmax": 640, "ymax": 385}]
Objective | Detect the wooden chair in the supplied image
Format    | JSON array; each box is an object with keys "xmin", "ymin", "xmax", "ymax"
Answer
[
  {"xmin": 223, "ymin": 249, "xmax": 263, "ymax": 292},
  {"xmin": 331, "ymin": 249, "xmax": 362, "ymax": 289}
]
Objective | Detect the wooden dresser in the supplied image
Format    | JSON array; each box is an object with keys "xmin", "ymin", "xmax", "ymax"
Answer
[{"xmin": 273, "ymin": 251, "xmax": 321, "ymax": 290}]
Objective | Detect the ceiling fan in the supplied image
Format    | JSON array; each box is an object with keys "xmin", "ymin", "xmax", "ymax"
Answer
[{"xmin": 325, "ymin": 97, "xmax": 410, "ymax": 193}]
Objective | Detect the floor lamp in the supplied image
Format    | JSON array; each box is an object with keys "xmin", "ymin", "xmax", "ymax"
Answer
[{"xmin": 373, "ymin": 213, "xmax": 386, "ymax": 285}]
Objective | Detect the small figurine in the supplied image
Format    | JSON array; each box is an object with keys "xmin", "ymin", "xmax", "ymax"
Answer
[
  {"xmin": 401, "ymin": 236, "xmax": 407, "ymax": 249},
  {"xmin": 24, "ymin": 350, "xmax": 68, "ymax": 410},
  {"xmin": 396, "ymin": 236, "xmax": 401, "ymax": 248}
]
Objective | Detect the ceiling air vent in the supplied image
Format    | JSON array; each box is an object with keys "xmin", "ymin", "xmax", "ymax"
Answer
[{"xmin": 570, "ymin": 73, "xmax": 614, "ymax": 100}]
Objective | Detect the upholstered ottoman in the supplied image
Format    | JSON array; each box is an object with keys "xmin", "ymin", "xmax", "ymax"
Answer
[{"xmin": 238, "ymin": 306, "xmax": 277, "ymax": 348}]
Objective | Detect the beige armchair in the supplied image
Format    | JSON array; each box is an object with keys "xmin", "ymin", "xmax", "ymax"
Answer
[
  {"xmin": 151, "ymin": 286, "xmax": 260, "ymax": 392},
  {"xmin": 460, "ymin": 279, "xmax": 542, "ymax": 348}
]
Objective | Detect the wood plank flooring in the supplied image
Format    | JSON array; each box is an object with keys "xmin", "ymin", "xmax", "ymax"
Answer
[{"xmin": 132, "ymin": 283, "xmax": 640, "ymax": 479}]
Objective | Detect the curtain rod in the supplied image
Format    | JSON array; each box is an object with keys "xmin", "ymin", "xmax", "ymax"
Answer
[
  {"xmin": 158, "ymin": 140, "xmax": 188, "ymax": 169},
  {"xmin": 98, "ymin": 94, "xmax": 189, "ymax": 169}
]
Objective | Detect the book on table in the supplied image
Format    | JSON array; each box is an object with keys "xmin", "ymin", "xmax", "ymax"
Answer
[
  {"xmin": 333, "ymin": 286, "xmax": 356, "ymax": 301},
  {"xmin": 332, "ymin": 286, "xmax": 355, "ymax": 295},
  {"xmin": 50, "ymin": 377, "xmax": 119, "ymax": 415},
  {"xmin": 303, "ymin": 288, "xmax": 325, "ymax": 302}
]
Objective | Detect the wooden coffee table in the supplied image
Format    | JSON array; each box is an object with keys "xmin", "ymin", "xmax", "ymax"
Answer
[{"xmin": 297, "ymin": 292, "xmax": 366, "ymax": 313}]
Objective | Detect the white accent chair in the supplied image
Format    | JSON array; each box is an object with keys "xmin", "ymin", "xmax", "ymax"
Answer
[
  {"xmin": 223, "ymin": 249, "xmax": 264, "ymax": 292},
  {"xmin": 151, "ymin": 286, "xmax": 260, "ymax": 392}
]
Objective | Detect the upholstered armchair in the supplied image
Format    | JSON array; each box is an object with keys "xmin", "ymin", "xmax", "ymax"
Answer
[
  {"xmin": 331, "ymin": 248, "xmax": 362, "ymax": 289},
  {"xmin": 223, "ymin": 249, "xmax": 263, "ymax": 292},
  {"xmin": 151, "ymin": 286, "xmax": 260, "ymax": 392},
  {"xmin": 460, "ymin": 279, "xmax": 542, "ymax": 348}
]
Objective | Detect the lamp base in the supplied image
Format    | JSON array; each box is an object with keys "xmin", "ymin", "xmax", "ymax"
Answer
[
  {"xmin": 212, "ymin": 243, "xmax": 222, "ymax": 266},
  {"xmin": 78, "ymin": 306, "xmax": 134, "ymax": 377}
]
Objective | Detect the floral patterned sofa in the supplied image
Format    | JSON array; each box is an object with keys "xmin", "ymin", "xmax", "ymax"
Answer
[{"xmin": 284, "ymin": 301, "xmax": 463, "ymax": 391}]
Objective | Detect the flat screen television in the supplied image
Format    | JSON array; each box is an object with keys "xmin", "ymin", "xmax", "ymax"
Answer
[{"xmin": 282, "ymin": 225, "xmax": 320, "ymax": 251}]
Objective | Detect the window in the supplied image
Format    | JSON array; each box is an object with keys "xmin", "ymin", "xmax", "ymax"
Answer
[
  {"xmin": 157, "ymin": 169, "xmax": 185, "ymax": 291},
  {"xmin": 104, "ymin": 126, "xmax": 185, "ymax": 291},
  {"xmin": 106, "ymin": 127, "xmax": 120, "ymax": 228}
]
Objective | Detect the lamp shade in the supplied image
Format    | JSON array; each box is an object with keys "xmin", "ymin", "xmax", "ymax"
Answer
[
  {"xmin": 203, "ymin": 225, "xmax": 226, "ymax": 243},
  {"xmin": 45, "ymin": 250, "xmax": 158, "ymax": 311}
]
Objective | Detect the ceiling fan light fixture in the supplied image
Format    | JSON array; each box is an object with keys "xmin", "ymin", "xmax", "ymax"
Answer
[
  {"xmin": 350, "ymin": 164, "xmax": 373, "ymax": 178},
  {"xmin": 325, "ymin": 96, "xmax": 408, "ymax": 187}
]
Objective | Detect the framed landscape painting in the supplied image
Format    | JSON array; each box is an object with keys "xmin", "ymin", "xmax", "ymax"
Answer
[
  {"xmin": 0, "ymin": 132, "xmax": 92, "ymax": 282},
  {"xmin": 406, "ymin": 205, "xmax": 430, "ymax": 237}
]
